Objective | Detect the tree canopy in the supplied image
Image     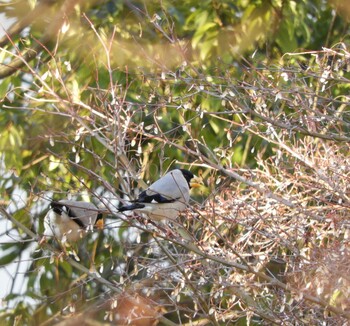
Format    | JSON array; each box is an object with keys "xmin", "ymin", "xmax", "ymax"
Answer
[{"xmin": 0, "ymin": 0, "xmax": 350, "ymax": 325}]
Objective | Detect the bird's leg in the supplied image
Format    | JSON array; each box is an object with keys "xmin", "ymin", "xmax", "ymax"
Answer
[
  {"xmin": 124, "ymin": 212, "xmax": 145, "ymax": 225},
  {"xmin": 135, "ymin": 214, "xmax": 146, "ymax": 224},
  {"xmin": 164, "ymin": 226, "xmax": 176, "ymax": 238},
  {"xmin": 146, "ymin": 218, "xmax": 158, "ymax": 228},
  {"xmin": 129, "ymin": 213, "xmax": 175, "ymax": 238},
  {"xmin": 56, "ymin": 250, "xmax": 66, "ymax": 261},
  {"xmin": 38, "ymin": 235, "xmax": 47, "ymax": 245},
  {"xmin": 147, "ymin": 220, "xmax": 176, "ymax": 238}
]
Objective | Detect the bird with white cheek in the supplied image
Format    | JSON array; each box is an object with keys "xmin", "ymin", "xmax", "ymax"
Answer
[
  {"xmin": 118, "ymin": 169, "xmax": 202, "ymax": 221},
  {"xmin": 42, "ymin": 200, "xmax": 104, "ymax": 245}
]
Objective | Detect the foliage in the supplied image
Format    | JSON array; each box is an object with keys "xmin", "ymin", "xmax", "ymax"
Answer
[{"xmin": 0, "ymin": 0, "xmax": 350, "ymax": 325}]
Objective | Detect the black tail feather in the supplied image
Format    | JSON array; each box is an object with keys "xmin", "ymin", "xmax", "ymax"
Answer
[{"xmin": 118, "ymin": 203, "xmax": 145, "ymax": 212}]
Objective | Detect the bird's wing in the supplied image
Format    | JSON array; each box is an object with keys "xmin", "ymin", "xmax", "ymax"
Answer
[
  {"xmin": 50, "ymin": 201, "xmax": 85, "ymax": 228},
  {"xmin": 135, "ymin": 190, "xmax": 178, "ymax": 204},
  {"xmin": 141, "ymin": 170, "xmax": 189, "ymax": 203},
  {"xmin": 51, "ymin": 200, "xmax": 99, "ymax": 228}
]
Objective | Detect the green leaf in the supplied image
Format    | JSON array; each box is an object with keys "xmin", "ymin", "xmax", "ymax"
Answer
[
  {"xmin": 0, "ymin": 79, "xmax": 10, "ymax": 99},
  {"xmin": 208, "ymin": 119, "xmax": 220, "ymax": 134},
  {"xmin": 276, "ymin": 19, "xmax": 298, "ymax": 52}
]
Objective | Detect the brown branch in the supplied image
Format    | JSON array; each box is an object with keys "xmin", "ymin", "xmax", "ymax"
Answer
[
  {"xmin": 167, "ymin": 232, "xmax": 350, "ymax": 319},
  {"xmin": 245, "ymin": 105, "xmax": 350, "ymax": 142}
]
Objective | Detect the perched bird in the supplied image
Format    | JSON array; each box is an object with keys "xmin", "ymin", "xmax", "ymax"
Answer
[
  {"xmin": 43, "ymin": 200, "xmax": 104, "ymax": 244},
  {"xmin": 118, "ymin": 169, "xmax": 202, "ymax": 221}
]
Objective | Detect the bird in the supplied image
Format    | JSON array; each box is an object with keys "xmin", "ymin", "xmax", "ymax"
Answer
[
  {"xmin": 42, "ymin": 200, "xmax": 104, "ymax": 244},
  {"xmin": 118, "ymin": 169, "xmax": 202, "ymax": 221}
]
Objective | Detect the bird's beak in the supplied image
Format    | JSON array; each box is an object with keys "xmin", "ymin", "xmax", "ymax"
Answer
[
  {"xmin": 190, "ymin": 175, "xmax": 204, "ymax": 188},
  {"xmin": 95, "ymin": 219, "xmax": 104, "ymax": 230}
]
